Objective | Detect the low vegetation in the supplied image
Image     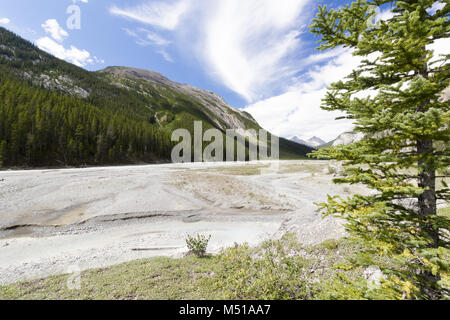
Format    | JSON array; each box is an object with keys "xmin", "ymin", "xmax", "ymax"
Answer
[
  {"xmin": 2, "ymin": 234, "xmax": 447, "ymax": 300},
  {"xmin": 185, "ymin": 234, "xmax": 211, "ymax": 258}
]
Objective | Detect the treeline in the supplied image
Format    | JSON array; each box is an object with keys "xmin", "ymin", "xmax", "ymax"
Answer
[{"xmin": 0, "ymin": 77, "xmax": 173, "ymax": 167}]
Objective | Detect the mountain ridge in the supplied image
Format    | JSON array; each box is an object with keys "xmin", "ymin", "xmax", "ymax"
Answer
[
  {"xmin": 0, "ymin": 26, "xmax": 312, "ymax": 167},
  {"xmin": 98, "ymin": 66, "xmax": 258, "ymax": 132}
]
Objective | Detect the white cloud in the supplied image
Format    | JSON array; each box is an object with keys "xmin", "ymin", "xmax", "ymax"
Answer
[
  {"xmin": 37, "ymin": 38, "xmax": 104, "ymax": 67},
  {"xmin": 123, "ymin": 28, "xmax": 173, "ymax": 62},
  {"xmin": 428, "ymin": 37, "xmax": 450, "ymax": 63},
  {"xmin": 111, "ymin": 0, "xmax": 310, "ymax": 101},
  {"xmin": 36, "ymin": 18, "xmax": 103, "ymax": 67},
  {"xmin": 41, "ymin": 19, "xmax": 68, "ymax": 43},
  {"xmin": 145, "ymin": 30, "xmax": 171, "ymax": 46},
  {"xmin": 124, "ymin": 28, "xmax": 171, "ymax": 47},
  {"xmin": 243, "ymin": 50, "xmax": 362, "ymax": 141},
  {"xmin": 427, "ymin": 2, "xmax": 445, "ymax": 15},
  {"xmin": 0, "ymin": 18, "xmax": 10, "ymax": 25},
  {"xmin": 377, "ymin": 9, "xmax": 396, "ymax": 22},
  {"xmin": 157, "ymin": 50, "xmax": 174, "ymax": 63},
  {"xmin": 200, "ymin": 0, "xmax": 309, "ymax": 102},
  {"xmin": 36, "ymin": 37, "xmax": 94, "ymax": 67},
  {"xmin": 303, "ymin": 47, "xmax": 348, "ymax": 65},
  {"xmin": 110, "ymin": 0, "xmax": 191, "ymax": 30}
]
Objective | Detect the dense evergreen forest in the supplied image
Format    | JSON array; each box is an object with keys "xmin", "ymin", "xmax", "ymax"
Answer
[{"xmin": 0, "ymin": 74, "xmax": 173, "ymax": 166}]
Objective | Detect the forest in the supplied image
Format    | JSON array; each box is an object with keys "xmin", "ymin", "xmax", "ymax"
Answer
[{"xmin": 0, "ymin": 73, "xmax": 173, "ymax": 166}]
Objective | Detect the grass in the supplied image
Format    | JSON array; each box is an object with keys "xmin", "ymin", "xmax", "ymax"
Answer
[
  {"xmin": 0, "ymin": 236, "xmax": 368, "ymax": 300},
  {"xmin": 1, "ymin": 231, "xmax": 448, "ymax": 300},
  {"xmin": 0, "ymin": 256, "xmax": 219, "ymax": 300}
]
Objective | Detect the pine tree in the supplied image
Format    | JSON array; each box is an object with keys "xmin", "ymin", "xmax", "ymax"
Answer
[{"xmin": 310, "ymin": 0, "xmax": 449, "ymax": 299}]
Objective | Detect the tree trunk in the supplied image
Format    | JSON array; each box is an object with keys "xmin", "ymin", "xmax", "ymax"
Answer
[
  {"xmin": 417, "ymin": 139, "xmax": 438, "ymax": 246},
  {"xmin": 416, "ymin": 55, "xmax": 439, "ymax": 246},
  {"xmin": 417, "ymin": 138, "xmax": 441, "ymax": 299}
]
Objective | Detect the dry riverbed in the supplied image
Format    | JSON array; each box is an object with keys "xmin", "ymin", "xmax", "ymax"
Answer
[{"xmin": 0, "ymin": 160, "xmax": 367, "ymax": 285}]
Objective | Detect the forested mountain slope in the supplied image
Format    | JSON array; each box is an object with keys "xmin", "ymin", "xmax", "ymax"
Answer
[{"xmin": 0, "ymin": 27, "xmax": 311, "ymax": 167}]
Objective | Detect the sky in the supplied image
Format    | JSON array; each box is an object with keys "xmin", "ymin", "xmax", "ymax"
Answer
[{"xmin": 0, "ymin": 1, "xmax": 447, "ymax": 142}]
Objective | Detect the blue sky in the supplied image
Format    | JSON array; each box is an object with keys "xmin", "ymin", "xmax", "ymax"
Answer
[{"xmin": 0, "ymin": 1, "xmax": 446, "ymax": 141}]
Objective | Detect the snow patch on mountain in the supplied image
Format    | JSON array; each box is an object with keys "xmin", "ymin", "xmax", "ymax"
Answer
[{"xmin": 290, "ymin": 136, "xmax": 326, "ymax": 148}]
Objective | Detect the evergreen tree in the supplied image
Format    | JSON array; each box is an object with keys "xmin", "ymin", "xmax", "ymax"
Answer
[
  {"xmin": 310, "ymin": 0, "xmax": 449, "ymax": 299},
  {"xmin": 0, "ymin": 140, "xmax": 6, "ymax": 167}
]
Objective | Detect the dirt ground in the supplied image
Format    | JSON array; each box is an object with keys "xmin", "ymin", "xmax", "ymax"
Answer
[{"xmin": 0, "ymin": 160, "xmax": 367, "ymax": 285}]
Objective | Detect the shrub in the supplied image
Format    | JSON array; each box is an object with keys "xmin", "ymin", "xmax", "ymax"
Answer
[
  {"xmin": 186, "ymin": 234, "xmax": 211, "ymax": 257},
  {"xmin": 207, "ymin": 234, "xmax": 311, "ymax": 300},
  {"xmin": 320, "ymin": 239, "xmax": 339, "ymax": 250}
]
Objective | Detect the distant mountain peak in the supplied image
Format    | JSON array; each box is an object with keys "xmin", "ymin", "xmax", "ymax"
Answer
[
  {"xmin": 289, "ymin": 136, "xmax": 325, "ymax": 148},
  {"xmin": 308, "ymin": 136, "xmax": 326, "ymax": 147}
]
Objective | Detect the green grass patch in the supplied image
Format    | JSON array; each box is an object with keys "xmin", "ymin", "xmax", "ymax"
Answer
[
  {"xmin": 0, "ymin": 256, "xmax": 220, "ymax": 300},
  {"xmin": 0, "ymin": 236, "xmax": 375, "ymax": 300},
  {"xmin": 3, "ymin": 232, "xmax": 446, "ymax": 300}
]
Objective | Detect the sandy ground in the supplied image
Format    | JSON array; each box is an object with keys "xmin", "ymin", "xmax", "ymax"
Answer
[{"xmin": 0, "ymin": 160, "xmax": 367, "ymax": 285}]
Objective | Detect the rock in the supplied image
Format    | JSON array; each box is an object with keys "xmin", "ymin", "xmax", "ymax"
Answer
[
  {"xmin": 332, "ymin": 132, "xmax": 365, "ymax": 146},
  {"xmin": 363, "ymin": 265, "xmax": 385, "ymax": 289}
]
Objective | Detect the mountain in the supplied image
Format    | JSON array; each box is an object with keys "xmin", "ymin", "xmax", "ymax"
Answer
[
  {"xmin": 0, "ymin": 27, "xmax": 312, "ymax": 167},
  {"xmin": 99, "ymin": 66, "xmax": 258, "ymax": 132},
  {"xmin": 308, "ymin": 136, "xmax": 326, "ymax": 147},
  {"xmin": 290, "ymin": 136, "xmax": 326, "ymax": 148},
  {"xmin": 290, "ymin": 136, "xmax": 310, "ymax": 146},
  {"xmin": 319, "ymin": 131, "xmax": 365, "ymax": 148},
  {"xmin": 331, "ymin": 132, "xmax": 364, "ymax": 146}
]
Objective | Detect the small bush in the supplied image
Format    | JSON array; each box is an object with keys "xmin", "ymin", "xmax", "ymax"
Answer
[
  {"xmin": 321, "ymin": 239, "xmax": 339, "ymax": 250},
  {"xmin": 207, "ymin": 235, "xmax": 311, "ymax": 300},
  {"xmin": 186, "ymin": 234, "xmax": 211, "ymax": 257}
]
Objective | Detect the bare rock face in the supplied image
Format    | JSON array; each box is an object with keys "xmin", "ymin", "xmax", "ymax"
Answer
[
  {"xmin": 308, "ymin": 136, "xmax": 326, "ymax": 147},
  {"xmin": 22, "ymin": 71, "xmax": 90, "ymax": 99},
  {"xmin": 440, "ymin": 85, "xmax": 450, "ymax": 102},
  {"xmin": 100, "ymin": 66, "xmax": 258, "ymax": 132},
  {"xmin": 332, "ymin": 132, "xmax": 365, "ymax": 146}
]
